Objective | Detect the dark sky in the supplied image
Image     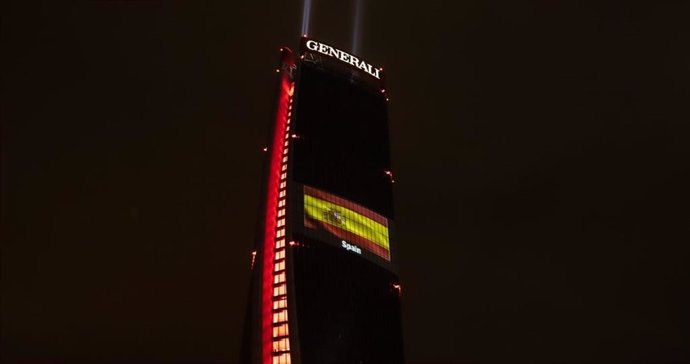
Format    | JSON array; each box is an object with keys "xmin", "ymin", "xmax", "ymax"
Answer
[{"xmin": 2, "ymin": 1, "xmax": 689, "ymax": 363}]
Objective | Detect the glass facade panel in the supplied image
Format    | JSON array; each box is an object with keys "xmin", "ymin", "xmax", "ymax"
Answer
[{"xmin": 292, "ymin": 61, "xmax": 393, "ymax": 218}]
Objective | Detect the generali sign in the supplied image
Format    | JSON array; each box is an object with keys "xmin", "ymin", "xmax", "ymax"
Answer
[{"xmin": 304, "ymin": 39, "xmax": 382, "ymax": 80}]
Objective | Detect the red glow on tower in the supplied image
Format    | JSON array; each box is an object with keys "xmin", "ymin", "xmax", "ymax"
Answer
[{"xmin": 261, "ymin": 48, "xmax": 295, "ymax": 364}]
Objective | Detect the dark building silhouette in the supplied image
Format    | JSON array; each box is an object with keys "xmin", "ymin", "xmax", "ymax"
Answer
[{"xmin": 242, "ymin": 37, "xmax": 403, "ymax": 364}]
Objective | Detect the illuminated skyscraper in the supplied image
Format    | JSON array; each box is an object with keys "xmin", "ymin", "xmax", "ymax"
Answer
[{"xmin": 241, "ymin": 37, "xmax": 403, "ymax": 364}]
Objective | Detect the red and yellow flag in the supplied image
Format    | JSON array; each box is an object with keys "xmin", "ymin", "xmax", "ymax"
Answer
[{"xmin": 303, "ymin": 185, "xmax": 390, "ymax": 260}]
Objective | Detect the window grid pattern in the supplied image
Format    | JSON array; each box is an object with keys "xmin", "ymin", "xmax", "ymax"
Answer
[{"xmin": 268, "ymin": 89, "xmax": 293, "ymax": 363}]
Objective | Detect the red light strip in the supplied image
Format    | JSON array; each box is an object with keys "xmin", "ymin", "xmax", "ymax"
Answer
[{"xmin": 262, "ymin": 59, "xmax": 294, "ymax": 364}]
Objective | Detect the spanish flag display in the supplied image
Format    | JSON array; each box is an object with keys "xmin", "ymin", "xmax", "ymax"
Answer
[{"xmin": 303, "ymin": 185, "xmax": 390, "ymax": 261}]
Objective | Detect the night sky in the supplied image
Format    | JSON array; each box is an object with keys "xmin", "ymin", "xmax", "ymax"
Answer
[{"xmin": 2, "ymin": 1, "xmax": 690, "ymax": 363}]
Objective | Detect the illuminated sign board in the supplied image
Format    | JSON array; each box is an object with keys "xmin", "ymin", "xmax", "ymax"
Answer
[
  {"xmin": 304, "ymin": 39, "xmax": 382, "ymax": 79},
  {"xmin": 303, "ymin": 185, "xmax": 390, "ymax": 261}
]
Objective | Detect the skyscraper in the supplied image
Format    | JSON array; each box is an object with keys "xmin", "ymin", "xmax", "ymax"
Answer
[{"xmin": 241, "ymin": 37, "xmax": 403, "ymax": 364}]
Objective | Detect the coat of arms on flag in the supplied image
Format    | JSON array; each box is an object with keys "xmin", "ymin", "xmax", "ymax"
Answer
[{"xmin": 303, "ymin": 185, "xmax": 390, "ymax": 260}]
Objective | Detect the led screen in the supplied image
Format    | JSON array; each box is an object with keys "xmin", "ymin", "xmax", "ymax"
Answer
[
  {"xmin": 292, "ymin": 60, "xmax": 393, "ymax": 218},
  {"xmin": 303, "ymin": 185, "xmax": 390, "ymax": 261}
]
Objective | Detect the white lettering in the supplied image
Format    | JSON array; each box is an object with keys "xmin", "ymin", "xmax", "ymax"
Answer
[
  {"xmin": 304, "ymin": 40, "xmax": 381, "ymax": 80},
  {"xmin": 341, "ymin": 240, "xmax": 362, "ymax": 255},
  {"xmin": 340, "ymin": 52, "xmax": 350, "ymax": 62},
  {"xmin": 305, "ymin": 40, "xmax": 318, "ymax": 51},
  {"xmin": 372, "ymin": 67, "xmax": 380, "ymax": 79}
]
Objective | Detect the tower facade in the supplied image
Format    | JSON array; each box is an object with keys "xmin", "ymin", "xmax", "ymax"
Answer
[{"xmin": 242, "ymin": 37, "xmax": 403, "ymax": 364}]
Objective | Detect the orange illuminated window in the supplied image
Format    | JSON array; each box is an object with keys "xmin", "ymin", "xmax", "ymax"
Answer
[
  {"xmin": 279, "ymin": 190, "xmax": 286, "ymax": 197},
  {"xmin": 277, "ymin": 209, "xmax": 285, "ymax": 217},
  {"xmin": 278, "ymin": 199, "xmax": 286, "ymax": 207},
  {"xmin": 277, "ymin": 219, "xmax": 285, "ymax": 227},
  {"xmin": 275, "ymin": 250, "xmax": 285, "ymax": 260},
  {"xmin": 280, "ymin": 173, "xmax": 287, "ymax": 180},
  {"xmin": 272, "ymin": 337, "xmax": 290, "ymax": 352},
  {"xmin": 276, "ymin": 229, "xmax": 285, "ymax": 238},
  {"xmin": 284, "ymin": 140, "xmax": 289, "ymax": 147},
  {"xmin": 273, "ymin": 283, "xmax": 286, "ymax": 297},
  {"xmin": 274, "ymin": 261, "xmax": 285, "ymax": 272},
  {"xmin": 272, "ymin": 309, "xmax": 287, "ymax": 323},
  {"xmin": 274, "ymin": 272, "xmax": 285, "ymax": 284},
  {"xmin": 280, "ymin": 181, "xmax": 287, "ymax": 188},
  {"xmin": 276, "ymin": 239, "xmax": 285, "ymax": 249},
  {"xmin": 283, "ymin": 148, "xmax": 288, "ymax": 155},
  {"xmin": 273, "ymin": 297, "xmax": 287, "ymax": 310},
  {"xmin": 282, "ymin": 156, "xmax": 288, "ymax": 163},
  {"xmin": 281, "ymin": 164, "xmax": 288, "ymax": 172},
  {"xmin": 272, "ymin": 353, "xmax": 291, "ymax": 364},
  {"xmin": 272, "ymin": 323, "xmax": 289, "ymax": 337}
]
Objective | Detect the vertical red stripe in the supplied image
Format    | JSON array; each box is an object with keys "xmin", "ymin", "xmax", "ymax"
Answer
[{"xmin": 262, "ymin": 51, "xmax": 293, "ymax": 364}]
